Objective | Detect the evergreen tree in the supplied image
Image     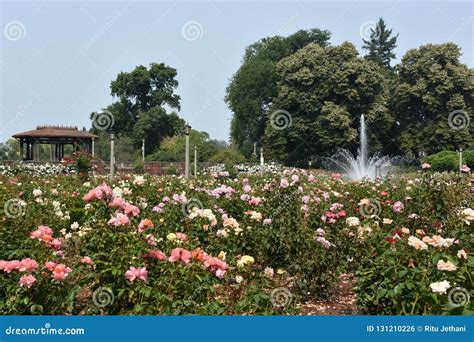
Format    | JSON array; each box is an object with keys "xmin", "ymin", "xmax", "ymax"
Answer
[{"xmin": 362, "ymin": 18, "xmax": 398, "ymax": 68}]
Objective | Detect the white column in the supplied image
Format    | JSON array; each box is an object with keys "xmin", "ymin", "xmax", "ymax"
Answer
[
  {"xmin": 185, "ymin": 133, "xmax": 190, "ymax": 178},
  {"xmin": 194, "ymin": 145, "xmax": 197, "ymax": 177},
  {"xmin": 110, "ymin": 133, "xmax": 115, "ymax": 179}
]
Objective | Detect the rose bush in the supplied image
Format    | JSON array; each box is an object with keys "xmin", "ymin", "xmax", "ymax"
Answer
[{"xmin": 0, "ymin": 168, "xmax": 472, "ymax": 315}]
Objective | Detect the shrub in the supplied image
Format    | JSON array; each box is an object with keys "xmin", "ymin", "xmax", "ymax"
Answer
[{"xmin": 424, "ymin": 151, "xmax": 458, "ymax": 172}]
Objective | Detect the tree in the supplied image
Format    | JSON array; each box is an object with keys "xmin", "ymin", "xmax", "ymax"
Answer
[
  {"xmin": 132, "ymin": 107, "xmax": 184, "ymax": 154},
  {"xmin": 0, "ymin": 139, "xmax": 19, "ymax": 160},
  {"xmin": 90, "ymin": 63, "xmax": 182, "ymax": 154},
  {"xmin": 148, "ymin": 130, "xmax": 223, "ymax": 162},
  {"xmin": 225, "ymin": 29, "xmax": 331, "ymax": 156},
  {"xmin": 265, "ymin": 42, "xmax": 393, "ymax": 166},
  {"xmin": 392, "ymin": 43, "xmax": 474, "ymax": 155},
  {"xmin": 362, "ymin": 18, "xmax": 398, "ymax": 69}
]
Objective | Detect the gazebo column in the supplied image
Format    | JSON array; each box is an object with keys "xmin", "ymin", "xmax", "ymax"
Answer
[
  {"xmin": 33, "ymin": 143, "xmax": 39, "ymax": 161},
  {"xmin": 19, "ymin": 139, "xmax": 24, "ymax": 160},
  {"xmin": 26, "ymin": 142, "xmax": 31, "ymax": 160},
  {"xmin": 91, "ymin": 138, "xmax": 95, "ymax": 157}
]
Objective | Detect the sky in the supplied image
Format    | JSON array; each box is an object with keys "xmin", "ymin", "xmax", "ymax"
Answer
[{"xmin": 0, "ymin": 0, "xmax": 473, "ymax": 143}]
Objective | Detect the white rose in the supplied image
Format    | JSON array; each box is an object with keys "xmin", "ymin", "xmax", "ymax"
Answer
[{"xmin": 429, "ymin": 280, "xmax": 451, "ymax": 294}]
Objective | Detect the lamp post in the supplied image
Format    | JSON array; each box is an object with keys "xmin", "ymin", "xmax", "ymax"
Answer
[
  {"xmin": 185, "ymin": 124, "xmax": 191, "ymax": 178},
  {"xmin": 110, "ymin": 133, "xmax": 115, "ymax": 180}
]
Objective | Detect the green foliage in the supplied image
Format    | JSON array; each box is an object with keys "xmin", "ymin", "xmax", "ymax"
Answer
[
  {"xmin": 209, "ymin": 147, "xmax": 246, "ymax": 165},
  {"xmin": 0, "ymin": 139, "xmax": 19, "ymax": 160},
  {"xmin": 90, "ymin": 63, "xmax": 183, "ymax": 156},
  {"xmin": 362, "ymin": 18, "xmax": 399, "ymax": 69},
  {"xmin": 265, "ymin": 42, "xmax": 393, "ymax": 165},
  {"xmin": 225, "ymin": 28, "xmax": 331, "ymax": 154},
  {"xmin": 392, "ymin": 43, "xmax": 474, "ymax": 155},
  {"xmin": 425, "ymin": 151, "xmax": 459, "ymax": 172},
  {"xmin": 62, "ymin": 152, "xmax": 95, "ymax": 181},
  {"xmin": 147, "ymin": 130, "xmax": 224, "ymax": 162},
  {"xmin": 463, "ymin": 150, "xmax": 474, "ymax": 168},
  {"xmin": 424, "ymin": 150, "xmax": 474, "ymax": 171},
  {"xmin": 227, "ymin": 24, "xmax": 473, "ymax": 165}
]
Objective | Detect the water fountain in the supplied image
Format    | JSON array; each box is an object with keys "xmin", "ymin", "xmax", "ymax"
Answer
[{"xmin": 326, "ymin": 115, "xmax": 393, "ymax": 180}]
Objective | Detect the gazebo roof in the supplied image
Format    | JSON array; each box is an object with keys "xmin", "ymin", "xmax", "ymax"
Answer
[{"xmin": 12, "ymin": 126, "xmax": 98, "ymax": 139}]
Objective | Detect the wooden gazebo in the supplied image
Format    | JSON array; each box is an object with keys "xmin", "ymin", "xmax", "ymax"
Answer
[{"xmin": 12, "ymin": 126, "xmax": 98, "ymax": 161}]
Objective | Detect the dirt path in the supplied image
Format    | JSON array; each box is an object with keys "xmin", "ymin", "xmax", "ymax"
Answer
[{"xmin": 297, "ymin": 273, "xmax": 358, "ymax": 315}]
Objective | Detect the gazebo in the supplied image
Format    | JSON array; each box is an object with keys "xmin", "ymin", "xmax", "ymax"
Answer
[{"xmin": 12, "ymin": 126, "xmax": 98, "ymax": 161}]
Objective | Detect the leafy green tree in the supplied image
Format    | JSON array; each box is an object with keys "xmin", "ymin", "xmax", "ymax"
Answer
[
  {"xmin": 209, "ymin": 147, "xmax": 246, "ymax": 165},
  {"xmin": 392, "ymin": 43, "xmax": 474, "ymax": 155},
  {"xmin": 147, "ymin": 130, "xmax": 223, "ymax": 162},
  {"xmin": 225, "ymin": 29, "xmax": 331, "ymax": 155},
  {"xmin": 362, "ymin": 18, "xmax": 398, "ymax": 69},
  {"xmin": 266, "ymin": 42, "xmax": 393, "ymax": 166},
  {"xmin": 90, "ymin": 63, "xmax": 181, "ymax": 152},
  {"xmin": 132, "ymin": 108, "xmax": 185, "ymax": 154},
  {"xmin": 0, "ymin": 139, "xmax": 19, "ymax": 160}
]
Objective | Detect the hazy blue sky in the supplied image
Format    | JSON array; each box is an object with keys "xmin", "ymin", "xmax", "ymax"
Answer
[{"xmin": 1, "ymin": 0, "xmax": 472, "ymax": 143}]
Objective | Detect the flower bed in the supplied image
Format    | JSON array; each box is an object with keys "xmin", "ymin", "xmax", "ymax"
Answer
[{"xmin": 0, "ymin": 170, "xmax": 472, "ymax": 315}]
